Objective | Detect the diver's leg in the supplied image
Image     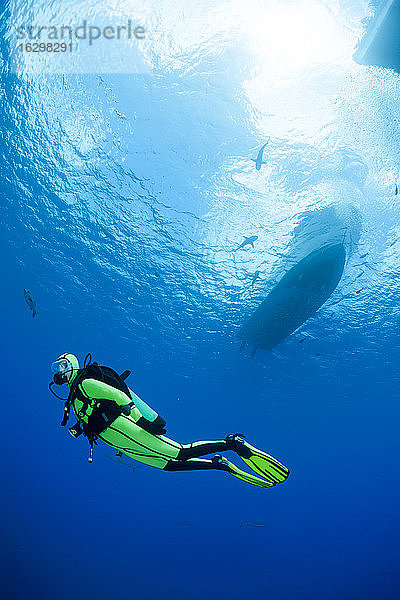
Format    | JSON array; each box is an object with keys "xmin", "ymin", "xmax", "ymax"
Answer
[
  {"xmin": 176, "ymin": 434, "xmax": 253, "ymax": 459},
  {"xmin": 164, "ymin": 457, "xmax": 227, "ymax": 472},
  {"xmin": 100, "ymin": 415, "xmax": 182, "ymax": 469},
  {"xmin": 177, "ymin": 439, "xmax": 229, "ymax": 460},
  {"xmin": 163, "ymin": 455, "xmax": 275, "ymax": 488},
  {"xmin": 178, "ymin": 436, "xmax": 290, "ymax": 484}
]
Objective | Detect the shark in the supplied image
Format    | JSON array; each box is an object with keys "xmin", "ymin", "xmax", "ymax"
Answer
[
  {"xmin": 240, "ymin": 521, "xmax": 268, "ymax": 528},
  {"xmin": 251, "ymin": 140, "xmax": 269, "ymax": 171},
  {"xmin": 105, "ymin": 453, "xmax": 142, "ymax": 471},
  {"xmin": 236, "ymin": 235, "xmax": 258, "ymax": 250}
]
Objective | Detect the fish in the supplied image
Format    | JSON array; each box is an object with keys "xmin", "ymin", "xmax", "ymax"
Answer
[
  {"xmin": 23, "ymin": 289, "xmax": 38, "ymax": 318},
  {"xmin": 240, "ymin": 521, "xmax": 268, "ymax": 528},
  {"xmin": 395, "ymin": 184, "xmax": 398, "ymax": 195},
  {"xmin": 251, "ymin": 270, "xmax": 261, "ymax": 286},
  {"xmin": 374, "ymin": 571, "xmax": 396, "ymax": 577},
  {"xmin": 251, "ymin": 140, "xmax": 269, "ymax": 170},
  {"xmin": 237, "ymin": 235, "xmax": 258, "ymax": 250},
  {"xmin": 105, "ymin": 453, "xmax": 142, "ymax": 471}
]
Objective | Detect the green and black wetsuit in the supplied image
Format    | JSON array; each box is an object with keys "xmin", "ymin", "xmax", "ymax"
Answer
[
  {"xmin": 67, "ymin": 363, "xmax": 235, "ymax": 471},
  {"xmin": 63, "ymin": 362, "xmax": 290, "ymax": 487}
]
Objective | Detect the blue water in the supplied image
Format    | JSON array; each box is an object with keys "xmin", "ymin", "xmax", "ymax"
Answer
[{"xmin": 1, "ymin": 1, "xmax": 400, "ymax": 598}]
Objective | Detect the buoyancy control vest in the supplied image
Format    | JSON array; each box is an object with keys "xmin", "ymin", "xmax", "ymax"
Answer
[{"xmin": 63, "ymin": 362, "xmax": 133, "ymax": 437}]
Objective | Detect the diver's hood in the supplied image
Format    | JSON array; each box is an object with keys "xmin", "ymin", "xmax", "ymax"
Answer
[{"xmin": 51, "ymin": 353, "xmax": 80, "ymax": 386}]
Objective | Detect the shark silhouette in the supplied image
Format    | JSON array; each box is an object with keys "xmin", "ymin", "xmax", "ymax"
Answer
[
  {"xmin": 236, "ymin": 235, "xmax": 258, "ymax": 250},
  {"xmin": 251, "ymin": 140, "xmax": 269, "ymax": 170}
]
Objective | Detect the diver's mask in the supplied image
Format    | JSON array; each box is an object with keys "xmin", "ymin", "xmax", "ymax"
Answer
[
  {"xmin": 49, "ymin": 353, "xmax": 80, "ymax": 400},
  {"xmin": 51, "ymin": 357, "xmax": 73, "ymax": 385}
]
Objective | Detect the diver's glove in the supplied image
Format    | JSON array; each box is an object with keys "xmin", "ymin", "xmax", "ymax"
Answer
[
  {"xmin": 137, "ymin": 415, "xmax": 167, "ymax": 435},
  {"xmin": 152, "ymin": 415, "xmax": 167, "ymax": 434}
]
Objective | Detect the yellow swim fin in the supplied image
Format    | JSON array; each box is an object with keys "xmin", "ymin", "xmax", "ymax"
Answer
[
  {"xmin": 215, "ymin": 455, "xmax": 274, "ymax": 488},
  {"xmin": 226, "ymin": 434, "xmax": 290, "ymax": 484},
  {"xmin": 241, "ymin": 443, "xmax": 290, "ymax": 483}
]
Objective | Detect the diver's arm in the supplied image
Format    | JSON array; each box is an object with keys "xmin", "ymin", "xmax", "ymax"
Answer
[
  {"xmin": 81, "ymin": 379, "xmax": 143, "ymax": 422},
  {"xmin": 81, "ymin": 379, "xmax": 132, "ymax": 406},
  {"xmin": 81, "ymin": 379, "xmax": 166, "ymax": 433}
]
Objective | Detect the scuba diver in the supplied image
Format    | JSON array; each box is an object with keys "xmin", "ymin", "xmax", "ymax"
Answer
[{"xmin": 49, "ymin": 353, "xmax": 290, "ymax": 488}]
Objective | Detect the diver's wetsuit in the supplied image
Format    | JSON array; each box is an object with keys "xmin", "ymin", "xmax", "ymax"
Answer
[{"xmin": 70, "ymin": 375, "xmax": 231, "ymax": 472}]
